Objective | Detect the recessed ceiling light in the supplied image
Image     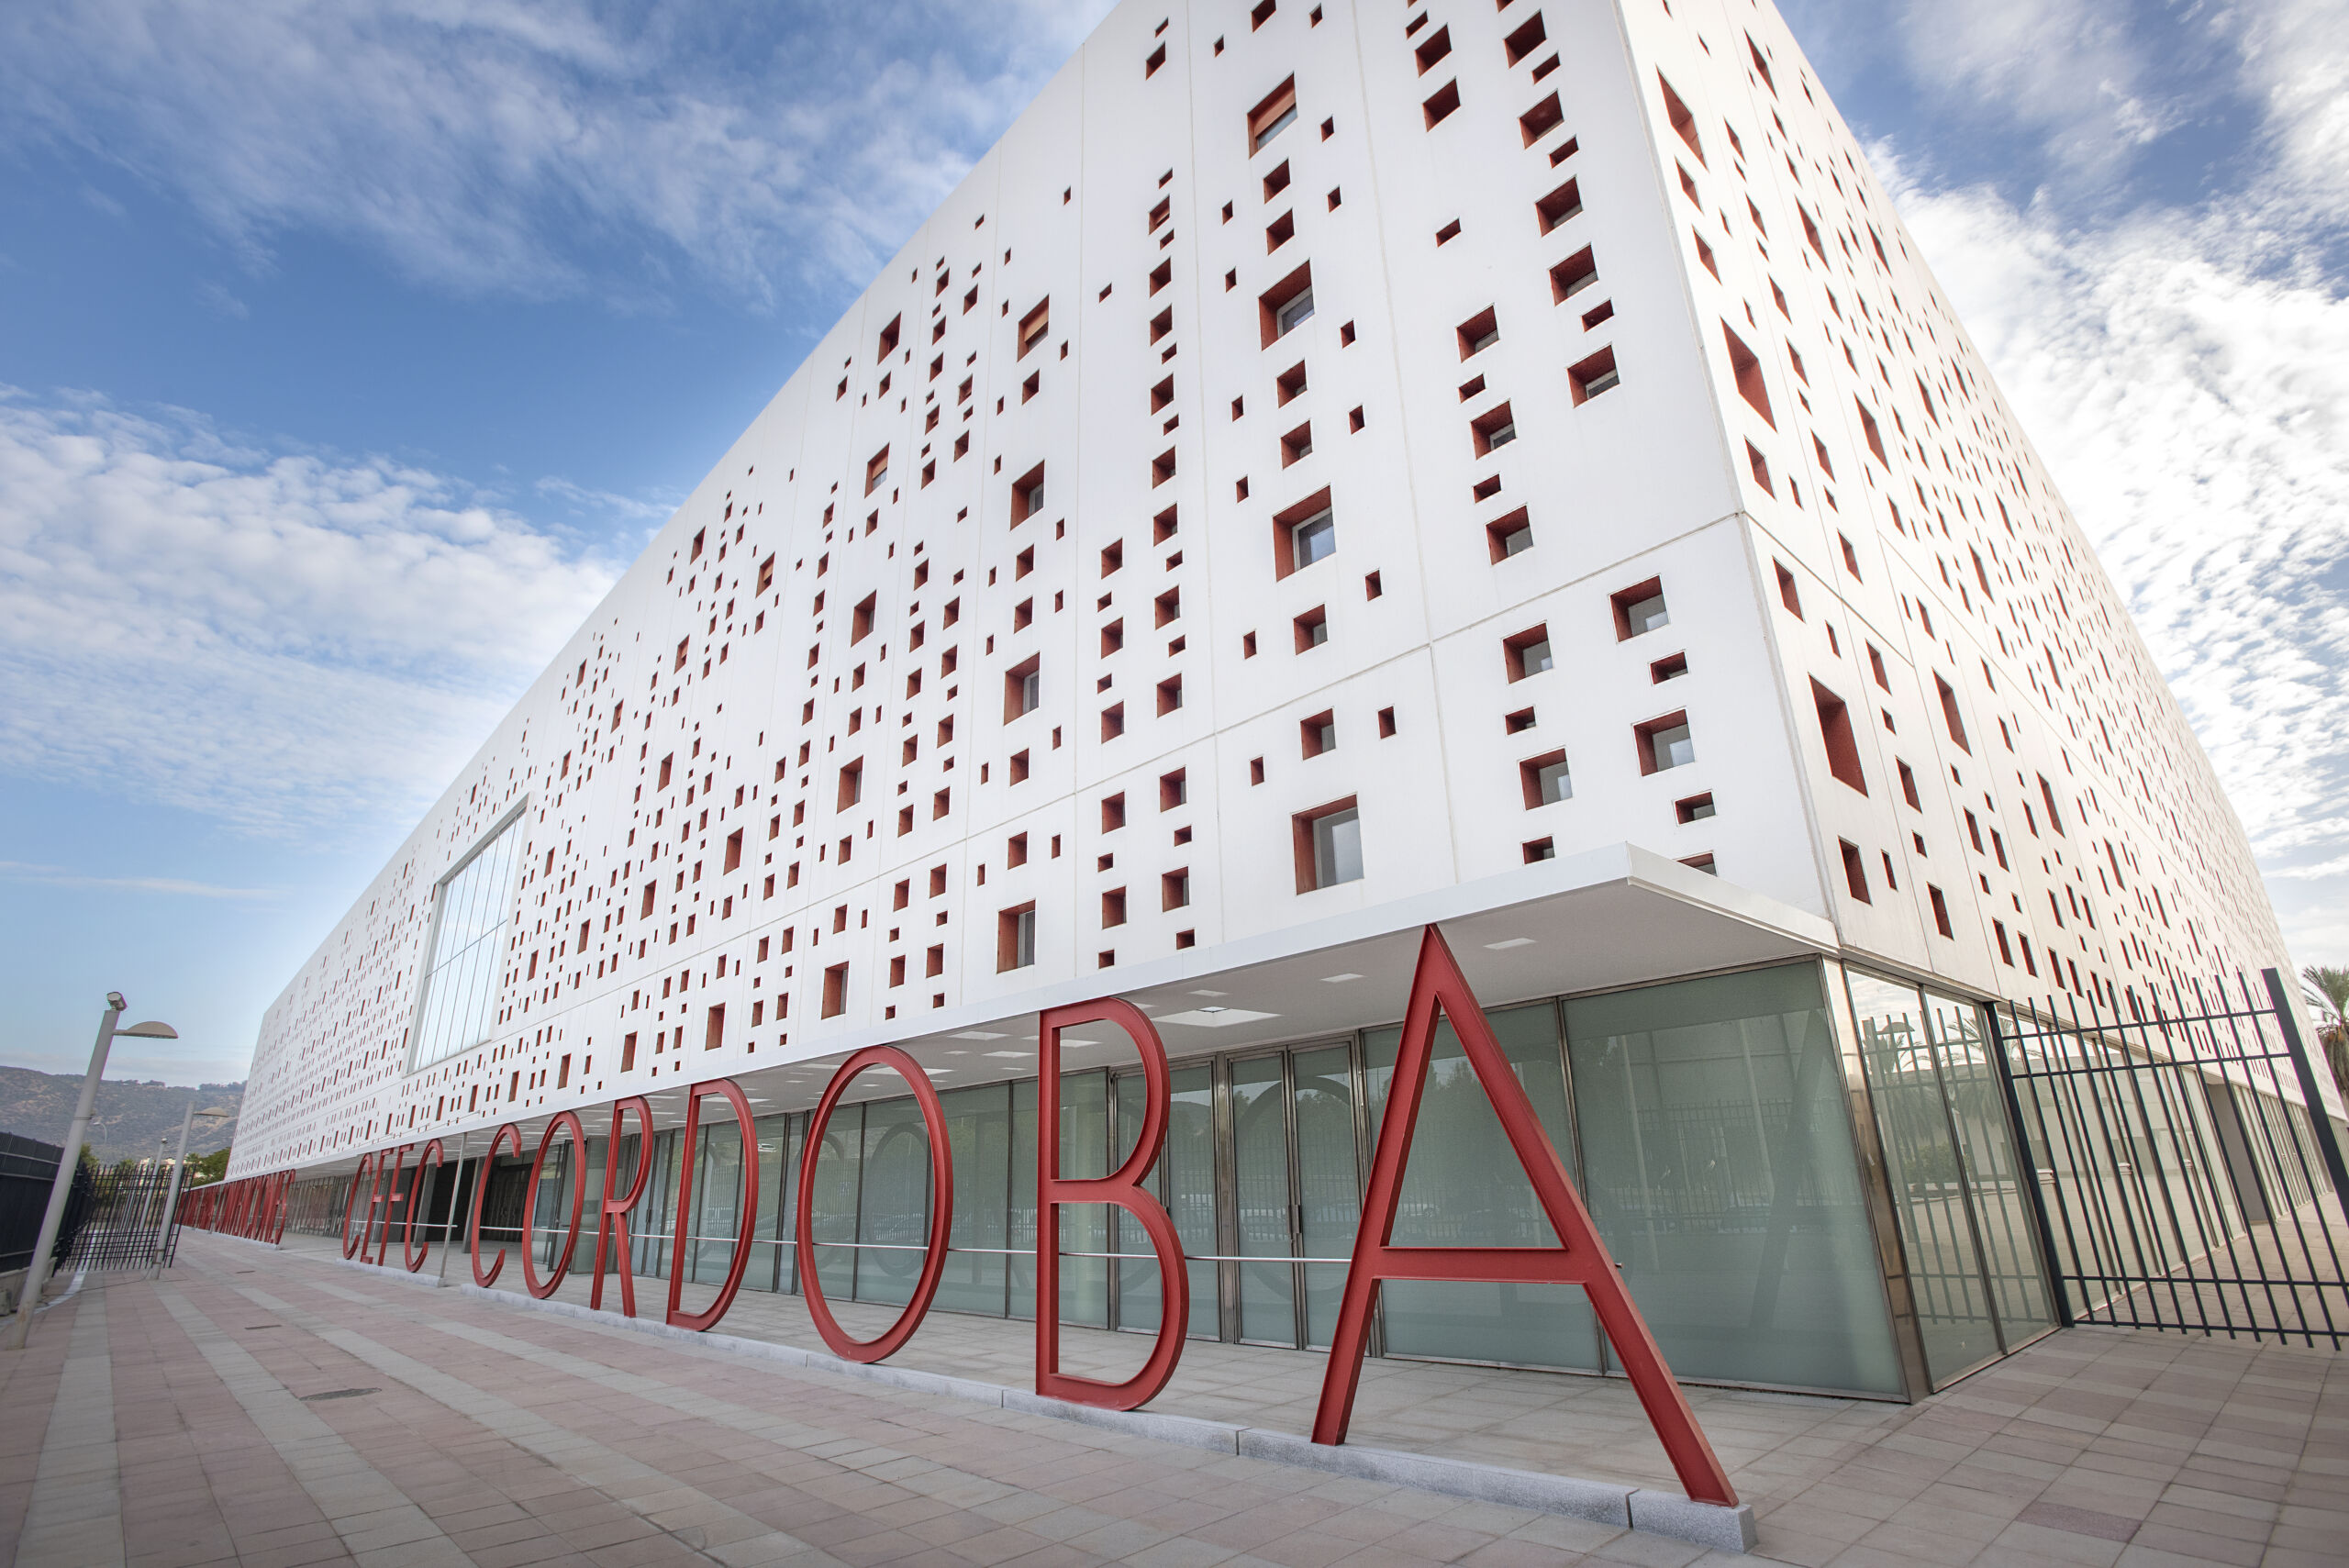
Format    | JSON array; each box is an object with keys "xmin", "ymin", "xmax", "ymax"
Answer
[
  {"xmin": 1189, "ymin": 988, "xmax": 1228, "ymax": 997},
  {"xmin": 952, "ymin": 1029, "xmax": 1007, "ymax": 1040},
  {"xmin": 1156, "ymin": 1007, "xmax": 1278, "ymax": 1029},
  {"xmin": 985, "ymin": 1050, "xmax": 1031, "ymax": 1059},
  {"xmin": 1484, "ymin": 938, "xmax": 1535, "ymax": 951},
  {"xmin": 1319, "ymin": 973, "xmax": 1364, "ymax": 984}
]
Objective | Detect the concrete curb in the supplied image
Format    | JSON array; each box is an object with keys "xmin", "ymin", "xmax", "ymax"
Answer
[{"xmin": 271, "ymin": 1245, "xmax": 1756, "ymax": 1552}]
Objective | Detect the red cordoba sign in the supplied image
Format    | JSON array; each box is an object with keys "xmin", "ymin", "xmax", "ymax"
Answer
[{"xmin": 309, "ymin": 924, "xmax": 1737, "ymax": 1507}]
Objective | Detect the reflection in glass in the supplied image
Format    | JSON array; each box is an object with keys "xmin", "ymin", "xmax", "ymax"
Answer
[
  {"xmin": 857, "ymin": 1096, "xmax": 931, "ymax": 1308},
  {"xmin": 412, "ymin": 814, "xmax": 525, "ymax": 1069},
  {"xmin": 1366, "ymin": 1004, "xmax": 1598, "ymax": 1371},
  {"xmin": 1572, "ymin": 968, "xmax": 1901, "ymax": 1394},
  {"xmin": 1232, "ymin": 1055, "xmax": 1296, "ymax": 1342},
  {"xmin": 1293, "ymin": 1046, "xmax": 1360, "ymax": 1348},
  {"xmin": 937, "ymin": 1084, "xmax": 1010, "ymax": 1317},
  {"xmin": 1923, "ymin": 994, "xmax": 2053, "ymax": 1340},
  {"xmin": 1848, "ymin": 973, "xmax": 1998, "ymax": 1384},
  {"xmin": 1056, "ymin": 1070, "xmax": 1109, "ymax": 1328},
  {"xmin": 806, "ymin": 1101, "xmax": 862, "ymax": 1304},
  {"xmin": 688, "ymin": 1117, "xmax": 742, "ymax": 1288}
]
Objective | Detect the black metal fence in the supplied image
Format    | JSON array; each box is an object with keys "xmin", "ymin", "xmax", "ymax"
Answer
[
  {"xmin": 56, "ymin": 1160, "xmax": 185, "ymax": 1271},
  {"xmin": 0, "ymin": 1133, "xmax": 67, "ymax": 1273},
  {"xmin": 1991, "ymin": 968, "xmax": 2349, "ymax": 1347}
]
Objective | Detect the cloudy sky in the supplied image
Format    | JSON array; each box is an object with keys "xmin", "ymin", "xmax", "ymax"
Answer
[{"xmin": 1, "ymin": 0, "xmax": 2343, "ymax": 1084}]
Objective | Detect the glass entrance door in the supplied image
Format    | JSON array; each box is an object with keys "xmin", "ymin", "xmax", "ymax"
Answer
[{"xmin": 1229, "ymin": 1044, "xmax": 1362, "ymax": 1348}]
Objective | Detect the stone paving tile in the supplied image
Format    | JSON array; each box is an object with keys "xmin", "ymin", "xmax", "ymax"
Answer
[{"xmin": 6, "ymin": 1234, "xmax": 2349, "ymax": 1565}]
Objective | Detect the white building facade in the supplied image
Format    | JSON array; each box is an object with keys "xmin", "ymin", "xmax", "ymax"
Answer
[{"xmin": 231, "ymin": 0, "xmax": 2308, "ymax": 1403}]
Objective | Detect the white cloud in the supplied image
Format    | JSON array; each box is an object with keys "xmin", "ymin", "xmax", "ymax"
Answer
[
  {"xmin": 0, "ymin": 861, "xmax": 274, "ymax": 899},
  {"xmin": 2233, "ymin": 0, "xmax": 2349, "ymax": 218},
  {"xmin": 0, "ymin": 388, "xmax": 620, "ymax": 837},
  {"xmin": 1878, "ymin": 161, "xmax": 2349, "ymax": 966},
  {"xmin": 1896, "ymin": 0, "xmax": 2168, "ymax": 182},
  {"xmin": 0, "ymin": 0, "xmax": 1118, "ymax": 306},
  {"xmin": 533, "ymin": 474, "xmax": 676, "ymax": 525}
]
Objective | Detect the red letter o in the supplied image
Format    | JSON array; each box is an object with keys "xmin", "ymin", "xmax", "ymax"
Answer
[{"xmin": 796, "ymin": 1046, "xmax": 954, "ymax": 1362}]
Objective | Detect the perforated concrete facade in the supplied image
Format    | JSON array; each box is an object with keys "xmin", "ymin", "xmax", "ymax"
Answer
[{"xmin": 231, "ymin": 0, "xmax": 2290, "ymax": 1180}]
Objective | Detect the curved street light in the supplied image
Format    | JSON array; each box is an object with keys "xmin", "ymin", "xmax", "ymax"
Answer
[
  {"xmin": 150, "ymin": 1104, "xmax": 235, "ymax": 1281},
  {"xmin": 4, "ymin": 995, "xmax": 179, "ymax": 1350}
]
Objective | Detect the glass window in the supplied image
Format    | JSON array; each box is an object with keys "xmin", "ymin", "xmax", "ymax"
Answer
[
  {"xmin": 1291, "ymin": 508, "xmax": 1336, "ymax": 568},
  {"xmin": 1253, "ymin": 103, "xmax": 1298, "ymax": 152},
  {"xmin": 856, "ymin": 1095, "xmax": 933, "ymax": 1309},
  {"xmin": 1275, "ymin": 286, "xmax": 1316, "ymax": 337},
  {"xmin": 1114, "ymin": 1064, "xmax": 1219, "ymax": 1336},
  {"xmin": 1055, "ymin": 1069, "xmax": 1110, "ymax": 1329},
  {"xmin": 804, "ymin": 1100, "xmax": 862, "ymax": 1305},
  {"xmin": 1923, "ymin": 992, "xmax": 2054, "ymax": 1343},
  {"xmin": 1312, "ymin": 807, "xmax": 1363, "ymax": 887},
  {"xmin": 1231, "ymin": 1054, "xmax": 1295, "ymax": 1342},
  {"xmin": 1569, "ymin": 965, "xmax": 1902, "ymax": 1395},
  {"xmin": 1625, "ymin": 594, "xmax": 1671, "ymax": 635},
  {"xmin": 1364, "ymin": 1004, "xmax": 1600, "ymax": 1371},
  {"xmin": 411, "ymin": 811, "xmax": 525, "ymax": 1069},
  {"xmin": 936, "ymin": 1083, "xmax": 1011, "ymax": 1318},
  {"xmin": 1847, "ymin": 972, "xmax": 1998, "ymax": 1385}
]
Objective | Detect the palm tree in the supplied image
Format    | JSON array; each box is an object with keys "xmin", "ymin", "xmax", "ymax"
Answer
[{"xmin": 2303, "ymin": 965, "xmax": 2349, "ymax": 1098}]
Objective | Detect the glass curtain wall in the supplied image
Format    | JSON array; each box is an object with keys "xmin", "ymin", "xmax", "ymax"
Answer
[
  {"xmin": 1569, "ymin": 968, "xmax": 1902, "ymax": 1394},
  {"xmin": 365, "ymin": 962, "xmax": 2054, "ymax": 1401},
  {"xmin": 1848, "ymin": 971, "xmax": 2053, "ymax": 1387},
  {"xmin": 1364, "ymin": 1007, "xmax": 1598, "ymax": 1370}
]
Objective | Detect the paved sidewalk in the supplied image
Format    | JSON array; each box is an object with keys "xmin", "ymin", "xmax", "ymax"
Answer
[{"xmin": 0, "ymin": 1234, "xmax": 2342, "ymax": 1567}]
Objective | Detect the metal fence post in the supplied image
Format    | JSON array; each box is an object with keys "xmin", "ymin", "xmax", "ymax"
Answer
[{"xmin": 2264, "ymin": 968, "xmax": 2349, "ymax": 1232}]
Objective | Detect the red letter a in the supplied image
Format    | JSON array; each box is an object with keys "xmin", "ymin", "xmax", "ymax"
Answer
[{"xmin": 1312, "ymin": 926, "xmax": 1738, "ymax": 1508}]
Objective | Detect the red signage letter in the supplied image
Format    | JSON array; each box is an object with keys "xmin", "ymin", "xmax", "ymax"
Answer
[
  {"xmin": 666, "ymin": 1078, "xmax": 761, "ymax": 1331},
  {"xmin": 1312, "ymin": 926, "xmax": 1738, "ymax": 1508},
  {"xmin": 470, "ymin": 1123, "xmax": 525, "ymax": 1287},
  {"xmin": 796, "ymin": 1047, "xmax": 954, "ymax": 1362},
  {"xmin": 1036, "ymin": 998, "xmax": 1187, "ymax": 1409},
  {"xmin": 522, "ymin": 1112, "xmax": 587, "ymax": 1300},
  {"xmin": 402, "ymin": 1140, "xmax": 445, "ymax": 1272},
  {"xmin": 373, "ymin": 1143, "xmax": 413, "ymax": 1266},
  {"xmin": 591, "ymin": 1097, "xmax": 655, "ymax": 1316},
  {"xmin": 340, "ymin": 1152, "xmax": 377, "ymax": 1259}
]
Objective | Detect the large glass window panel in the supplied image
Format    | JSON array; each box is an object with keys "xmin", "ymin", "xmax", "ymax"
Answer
[
  {"xmin": 1056, "ymin": 1069, "xmax": 1110, "ymax": 1329},
  {"xmin": 1923, "ymin": 994, "xmax": 2053, "ymax": 1340},
  {"xmin": 412, "ymin": 813, "xmax": 525, "ymax": 1069},
  {"xmin": 1112, "ymin": 1066, "xmax": 1219, "ymax": 1337},
  {"xmin": 1008, "ymin": 1078, "xmax": 1038, "ymax": 1320},
  {"xmin": 1365, "ymin": 1004, "xmax": 1599, "ymax": 1371},
  {"xmin": 1293, "ymin": 1046, "xmax": 1361, "ymax": 1349},
  {"xmin": 1573, "ymin": 967, "xmax": 1901, "ymax": 1395},
  {"xmin": 1113, "ymin": 1073, "xmax": 1160, "ymax": 1332},
  {"xmin": 688, "ymin": 1117, "xmax": 743, "ymax": 1287},
  {"xmin": 1230, "ymin": 1054, "xmax": 1297, "ymax": 1342},
  {"xmin": 1847, "ymin": 973, "xmax": 1998, "ymax": 1385},
  {"xmin": 805, "ymin": 1102, "xmax": 863, "ymax": 1304},
  {"xmin": 937, "ymin": 1084, "xmax": 1010, "ymax": 1318},
  {"xmin": 751, "ymin": 1115, "xmax": 792, "ymax": 1293},
  {"xmin": 856, "ymin": 1096, "xmax": 933, "ymax": 1308}
]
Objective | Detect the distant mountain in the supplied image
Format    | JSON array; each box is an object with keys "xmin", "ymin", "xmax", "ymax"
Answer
[{"xmin": 0, "ymin": 1066, "xmax": 242, "ymax": 1164}]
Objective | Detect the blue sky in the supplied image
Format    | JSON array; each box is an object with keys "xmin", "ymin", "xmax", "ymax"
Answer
[{"xmin": 2, "ymin": 0, "xmax": 2343, "ymax": 1084}]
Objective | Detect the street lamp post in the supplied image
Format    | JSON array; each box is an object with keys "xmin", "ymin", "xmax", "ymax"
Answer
[
  {"xmin": 4, "ymin": 995, "xmax": 178, "ymax": 1350},
  {"xmin": 150, "ymin": 1102, "xmax": 233, "ymax": 1281}
]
